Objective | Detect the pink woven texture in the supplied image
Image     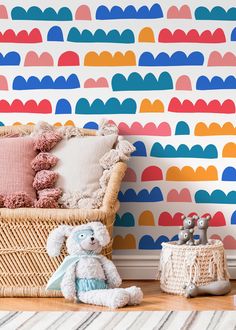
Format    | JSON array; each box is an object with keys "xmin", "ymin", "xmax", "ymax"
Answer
[
  {"xmin": 0, "ymin": 137, "xmax": 36, "ymax": 199},
  {"xmin": 33, "ymin": 170, "xmax": 58, "ymax": 190},
  {"xmin": 34, "ymin": 197, "xmax": 58, "ymax": 208},
  {"xmin": 4, "ymin": 192, "xmax": 33, "ymax": 208},
  {"xmin": 33, "ymin": 131, "xmax": 62, "ymax": 152},
  {"xmin": 31, "ymin": 152, "xmax": 58, "ymax": 172},
  {"xmin": 37, "ymin": 188, "xmax": 62, "ymax": 199}
]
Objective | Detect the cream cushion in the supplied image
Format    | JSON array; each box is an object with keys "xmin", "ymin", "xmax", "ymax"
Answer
[{"xmin": 53, "ymin": 134, "xmax": 117, "ymax": 196}]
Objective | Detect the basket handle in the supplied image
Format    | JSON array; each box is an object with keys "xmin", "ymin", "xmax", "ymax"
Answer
[{"xmin": 101, "ymin": 162, "xmax": 127, "ymax": 212}]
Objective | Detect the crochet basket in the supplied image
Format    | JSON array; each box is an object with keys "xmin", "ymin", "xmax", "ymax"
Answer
[
  {"xmin": 159, "ymin": 240, "xmax": 230, "ymax": 296},
  {"xmin": 0, "ymin": 125, "xmax": 127, "ymax": 297}
]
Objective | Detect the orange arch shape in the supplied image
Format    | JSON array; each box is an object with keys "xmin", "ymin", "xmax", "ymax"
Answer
[
  {"xmin": 195, "ymin": 122, "xmax": 236, "ymax": 136},
  {"xmin": 140, "ymin": 99, "xmax": 164, "ymax": 112},
  {"xmin": 138, "ymin": 27, "xmax": 155, "ymax": 43},
  {"xmin": 113, "ymin": 234, "xmax": 136, "ymax": 249},
  {"xmin": 222, "ymin": 142, "xmax": 236, "ymax": 157},
  {"xmin": 84, "ymin": 51, "xmax": 136, "ymax": 66},
  {"xmin": 138, "ymin": 211, "xmax": 155, "ymax": 226},
  {"xmin": 166, "ymin": 165, "xmax": 218, "ymax": 181}
]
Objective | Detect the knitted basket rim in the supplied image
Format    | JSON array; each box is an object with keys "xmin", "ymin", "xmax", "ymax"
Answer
[
  {"xmin": 0, "ymin": 124, "xmax": 97, "ymax": 137},
  {"xmin": 161, "ymin": 239, "xmax": 223, "ymax": 250},
  {"xmin": 160, "ymin": 238, "xmax": 229, "ymax": 296}
]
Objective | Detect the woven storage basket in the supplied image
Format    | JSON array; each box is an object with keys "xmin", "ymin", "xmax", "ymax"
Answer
[
  {"xmin": 0, "ymin": 125, "xmax": 127, "ymax": 297},
  {"xmin": 159, "ymin": 239, "xmax": 230, "ymax": 296}
]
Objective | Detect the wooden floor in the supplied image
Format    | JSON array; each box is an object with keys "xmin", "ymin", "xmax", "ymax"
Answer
[{"xmin": 0, "ymin": 281, "xmax": 235, "ymax": 311}]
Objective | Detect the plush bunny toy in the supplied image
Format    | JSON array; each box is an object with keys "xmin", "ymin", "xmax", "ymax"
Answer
[{"xmin": 46, "ymin": 222, "xmax": 143, "ymax": 308}]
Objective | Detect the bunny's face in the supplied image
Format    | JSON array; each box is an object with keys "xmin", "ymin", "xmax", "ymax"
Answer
[
  {"xmin": 73, "ymin": 229, "xmax": 101, "ymax": 252},
  {"xmin": 197, "ymin": 217, "xmax": 209, "ymax": 230},
  {"xmin": 184, "ymin": 283, "xmax": 198, "ymax": 298},
  {"xmin": 183, "ymin": 217, "xmax": 195, "ymax": 229},
  {"xmin": 66, "ymin": 227, "xmax": 103, "ymax": 255},
  {"xmin": 179, "ymin": 229, "xmax": 191, "ymax": 242},
  {"xmin": 46, "ymin": 222, "xmax": 110, "ymax": 258}
]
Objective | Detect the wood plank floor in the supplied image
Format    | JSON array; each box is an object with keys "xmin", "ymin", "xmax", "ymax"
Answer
[{"xmin": 0, "ymin": 281, "xmax": 235, "ymax": 311}]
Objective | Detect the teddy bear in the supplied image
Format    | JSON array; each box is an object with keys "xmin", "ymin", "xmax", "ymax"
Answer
[{"xmin": 46, "ymin": 221, "xmax": 143, "ymax": 309}]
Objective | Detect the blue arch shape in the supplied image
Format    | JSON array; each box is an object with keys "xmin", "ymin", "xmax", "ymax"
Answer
[
  {"xmin": 139, "ymin": 235, "xmax": 168, "ymax": 249},
  {"xmin": 139, "ymin": 51, "xmax": 204, "ymax": 66},
  {"xmin": 196, "ymin": 75, "xmax": 236, "ymax": 90},
  {"xmin": 118, "ymin": 187, "xmax": 163, "ymax": 203},
  {"xmin": 114, "ymin": 213, "xmax": 135, "ymax": 227},
  {"xmin": 96, "ymin": 4, "xmax": 163, "ymax": 20},
  {"xmin": 83, "ymin": 122, "xmax": 99, "ymax": 130},
  {"xmin": 131, "ymin": 141, "xmax": 147, "ymax": 156},
  {"xmin": 195, "ymin": 6, "xmax": 236, "ymax": 21},
  {"xmin": 13, "ymin": 74, "xmax": 80, "ymax": 90},
  {"xmin": 222, "ymin": 167, "xmax": 236, "ymax": 181},
  {"xmin": 150, "ymin": 143, "xmax": 217, "ymax": 159},
  {"xmin": 67, "ymin": 28, "xmax": 134, "ymax": 43},
  {"xmin": 47, "ymin": 26, "xmax": 64, "ymax": 41},
  {"xmin": 231, "ymin": 27, "xmax": 236, "ymax": 41},
  {"xmin": 175, "ymin": 121, "xmax": 190, "ymax": 135},
  {"xmin": 195, "ymin": 189, "xmax": 236, "ymax": 204},
  {"xmin": 0, "ymin": 52, "xmax": 20, "ymax": 66},
  {"xmin": 75, "ymin": 98, "xmax": 136, "ymax": 115},
  {"xmin": 231, "ymin": 210, "xmax": 236, "ymax": 224},
  {"xmin": 11, "ymin": 6, "xmax": 73, "ymax": 21},
  {"xmin": 112, "ymin": 72, "xmax": 173, "ymax": 91},
  {"xmin": 55, "ymin": 99, "xmax": 72, "ymax": 114}
]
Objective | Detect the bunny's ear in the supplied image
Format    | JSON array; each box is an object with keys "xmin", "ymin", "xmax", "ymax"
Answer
[
  {"xmin": 89, "ymin": 221, "xmax": 110, "ymax": 247},
  {"xmin": 46, "ymin": 225, "xmax": 73, "ymax": 257}
]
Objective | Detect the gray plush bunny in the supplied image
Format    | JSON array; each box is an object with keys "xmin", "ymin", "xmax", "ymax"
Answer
[
  {"xmin": 184, "ymin": 280, "xmax": 231, "ymax": 298},
  {"xmin": 197, "ymin": 215, "xmax": 211, "ymax": 245},
  {"xmin": 178, "ymin": 226, "xmax": 194, "ymax": 245},
  {"xmin": 182, "ymin": 215, "xmax": 197, "ymax": 245},
  {"xmin": 46, "ymin": 222, "xmax": 143, "ymax": 308}
]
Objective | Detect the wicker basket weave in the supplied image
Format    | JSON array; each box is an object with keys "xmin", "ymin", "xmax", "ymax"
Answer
[
  {"xmin": 159, "ymin": 240, "xmax": 230, "ymax": 296},
  {"xmin": 0, "ymin": 125, "xmax": 127, "ymax": 297}
]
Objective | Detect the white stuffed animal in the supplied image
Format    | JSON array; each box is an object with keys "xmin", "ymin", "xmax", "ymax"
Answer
[{"xmin": 46, "ymin": 221, "xmax": 143, "ymax": 308}]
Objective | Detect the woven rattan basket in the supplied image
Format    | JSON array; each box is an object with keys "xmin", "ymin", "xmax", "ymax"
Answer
[
  {"xmin": 159, "ymin": 239, "xmax": 230, "ymax": 296},
  {"xmin": 0, "ymin": 125, "xmax": 127, "ymax": 297}
]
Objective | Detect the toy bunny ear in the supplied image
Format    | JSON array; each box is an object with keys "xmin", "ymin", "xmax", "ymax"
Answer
[
  {"xmin": 181, "ymin": 215, "xmax": 186, "ymax": 220},
  {"xmin": 192, "ymin": 215, "xmax": 199, "ymax": 220},
  {"xmin": 89, "ymin": 221, "xmax": 110, "ymax": 247},
  {"xmin": 46, "ymin": 225, "xmax": 73, "ymax": 257},
  {"xmin": 206, "ymin": 215, "xmax": 211, "ymax": 220}
]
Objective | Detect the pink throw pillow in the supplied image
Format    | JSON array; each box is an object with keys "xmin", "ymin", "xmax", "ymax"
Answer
[{"xmin": 0, "ymin": 137, "xmax": 37, "ymax": 201}]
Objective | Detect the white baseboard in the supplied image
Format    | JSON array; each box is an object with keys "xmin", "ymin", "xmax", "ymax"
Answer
[{"xmin": 113, "ymin": 255, "xmax": 236, "ymax": 280}]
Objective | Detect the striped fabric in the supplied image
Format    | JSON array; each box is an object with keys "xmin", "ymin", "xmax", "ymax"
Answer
[{"xmin": 0, "ymin": 311, "xmax": 235, "ymax": 330}]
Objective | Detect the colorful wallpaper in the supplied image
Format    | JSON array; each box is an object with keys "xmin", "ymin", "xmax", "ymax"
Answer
[{"xmin": 0, "ymin": 1, "xmax": 236, "ymax": 258}]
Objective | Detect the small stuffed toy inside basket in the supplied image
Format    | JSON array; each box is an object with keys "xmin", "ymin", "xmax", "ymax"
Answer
[{"xmin": 159, "ymin": 239, "xmax": 230, "ymax": 296}]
